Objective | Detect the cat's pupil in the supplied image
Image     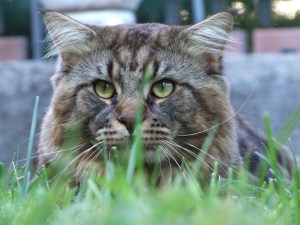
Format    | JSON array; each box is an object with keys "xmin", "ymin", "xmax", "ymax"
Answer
[
  {"xmin": 94, "ymin": 80, "xmax": 115, "ymax": 99},
  {"xmin": 161, "ymin": 82, "xmax": 169, "ymax": 91},
  {"xmin": 103, "ymin": 83, "xmax": 109, "ymax": 91},
  {"xmin": 152, "ymin": 80, "xmax": 174, "ymax": 98}
]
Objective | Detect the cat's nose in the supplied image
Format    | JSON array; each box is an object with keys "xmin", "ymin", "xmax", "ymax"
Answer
[
  {"xmin": 116, "ymin": 97, "xmax": 146, "ymax": 135},
  {"xmin": 117, "ymin": 115, "xmax": 135, "ymax": 134}
]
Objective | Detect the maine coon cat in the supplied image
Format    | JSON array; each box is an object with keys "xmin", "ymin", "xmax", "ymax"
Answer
[{"xmin": 37, "ymin": 11, "xmax": 295, "ymax": 186}]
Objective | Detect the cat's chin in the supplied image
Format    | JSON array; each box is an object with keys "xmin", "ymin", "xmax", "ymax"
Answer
[
  {"xmin": 101, "ymin": 141, "xmax": 169, "ymax": 163},
  {"xmin": 143, "ymin": 148, "xmax": 167, "ymax": 163},
  {"xmin": 144, "ymin": 150, "xmax": 160, "ymax": 163}
]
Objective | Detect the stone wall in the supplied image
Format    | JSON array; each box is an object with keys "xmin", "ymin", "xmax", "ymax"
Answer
[
  {"xmin": 225, "ymin": 53, "xmax": 300, "ymax": 149},
  {"xmin": 0, "ymin": 61, "xmax": 53, "ymax": 165},
  {"xmin": 0, "ymin": 54, "xmax": 299, "ymax": 165}
]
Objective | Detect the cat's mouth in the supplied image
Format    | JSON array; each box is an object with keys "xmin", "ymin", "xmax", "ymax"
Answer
[
  {"xmin": 95, "ymin": 135, "xmax": 171, "ymax": 148},
  {"xmin": 92, "ymin": 124, "xmax": 174, "ymax": 163},
  {"xmin": 94, "ymin": 138, "xmax": 170, "ymax": 163},
  {"xmin": 94, "ymin": 128, "xmax": 172, "ymax": 153}
]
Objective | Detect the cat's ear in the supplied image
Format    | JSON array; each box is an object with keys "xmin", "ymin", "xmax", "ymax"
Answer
[
  {"xmin": 180, "ymin": 12, "xmax": 233, "ymax": 57},
  {"xmin": 43, "ymin": 11, "xmax": 97, "ymax": 57}
]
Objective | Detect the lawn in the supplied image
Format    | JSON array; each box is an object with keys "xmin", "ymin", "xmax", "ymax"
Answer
[{"xmin": 0, "ymin": 98, "xmax": 299, "ymax": 225}]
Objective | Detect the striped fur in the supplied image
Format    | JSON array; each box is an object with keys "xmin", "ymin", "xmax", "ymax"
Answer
[{"xmin": 38, "ymin": 11, "xmax": 295, "ymax": 186}]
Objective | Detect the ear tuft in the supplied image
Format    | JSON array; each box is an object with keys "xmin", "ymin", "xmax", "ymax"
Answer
[
  {"xmin": 182, "ymin": 12, "xmax": 234, "ymax": 57},
  {"xmin": 44, "ymin": 11, "xmax": 96, "ymax": 57}
]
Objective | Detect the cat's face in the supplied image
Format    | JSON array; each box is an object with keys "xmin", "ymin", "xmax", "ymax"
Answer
[{"xmin": 40, "ymin": 12, "xmax": 240, "ymax": 180}]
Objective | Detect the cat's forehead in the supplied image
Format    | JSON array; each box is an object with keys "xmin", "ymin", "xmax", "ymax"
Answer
[
  {"xmin": 93, "ymin": 23, "xmax": 183, "ymax": 49},
  {"xmin": 87, "ymin": 24, "xmax": 183, "ymax": 75},
  {"xmin": 83, "ymin": 24, "xmax": 204, "ymax": 86},
  {"xmin": 44, "ymin": 11, "xmax": 233, "ymax": 60},
  {"xmin": 111, "ymin": 23, "xmax": 171, "ymax": 32}
]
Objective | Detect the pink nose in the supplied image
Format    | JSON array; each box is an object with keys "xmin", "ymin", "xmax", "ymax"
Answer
[
  {"xmin": 116, "ymin": 97, "xmax": 147, "ymax": 134},
  {"xmin": 116, "ymin": 97, "xmax": 137, "ymax": 134},
  {"xmin": 117, "ymin": 114, "xmax": 135, "ymax": 134}
]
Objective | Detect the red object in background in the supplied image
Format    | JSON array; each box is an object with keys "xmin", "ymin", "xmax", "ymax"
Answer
[
  {"xmin": 225, "ymin": 30, "xmax": 247, "ymax": 53},
  {"xmin": 253, "ymin": 28, "xmax": 300, "ymax": 53},
  {"xmin": 0, "ymin": 36, "xmax": 28, "ymax": 61}
]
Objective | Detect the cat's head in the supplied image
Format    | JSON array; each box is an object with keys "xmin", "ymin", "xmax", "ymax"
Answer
[{"xmin": 42, "ymin": 11, "xmax": 240, "ymax": 178}]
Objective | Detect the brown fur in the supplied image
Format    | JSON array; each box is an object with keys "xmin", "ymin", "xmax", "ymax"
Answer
[{"xmin": 37, "ymin": 11, "xmax": 296, "ymax": 186}]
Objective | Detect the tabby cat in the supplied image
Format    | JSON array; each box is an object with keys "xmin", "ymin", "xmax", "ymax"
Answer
[{"xmin": 37, "ymin": 11, "xmax": 295, "ymax": 186}]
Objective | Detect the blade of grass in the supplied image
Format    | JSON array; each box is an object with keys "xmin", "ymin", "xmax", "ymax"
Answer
[
  {"xmin": 126, "ymin": 65, "xmax": 153, "ymax": 183},
  {"xmin": 192, "ymin": 124, "xmax": 217, "ymax": 176},
  {"xmin": 126, "ymin": 124, "xmax": 143, "ymax": 183},
  {"xmin": 0, "ymin": 162, "xmax": 3, "ymax": 184},
  {"xmin": 103, "ymin": 149, "xmax": 113, "ymax": 182},
  {"xmin": 112, "ymin": 147, "xmax": 120, "ymax": 168},
  {"xmin": 263, "ymin": 114, "xmax": 280, "ymax": 177},
  {"xmin": 150, "ymin": 157, "xmax": 160, "ymax": 187},
  {"xmin": 22, "ymin": 96, "xmax": 39, "ymax": 196},
  {"xmin": 276, "ymin": 106, "xmax": 300, "ymax": 144},
  {"xmin": 28, "ymin": 167, "xmax": 50, "ymax": 192},
  {"xmin": 75, "ymin": 173, "xmax": 89, "ymax": 202},
  {"xmin": 255, "ymin": 150, "xmax": 287, "ymax": 189},
  {"xmin": 226, "ymin": 167, "xmax": 234, "ymax": 195},
  {"xmin": 12, "ymin": 162, "xmax": 21, "ymax": 189},
  {"xmin": 288, "ymin": 139, "xmax": 300, "ymax": 182},
  {"xmin": 208, "ymin": 161, "xmax": 219, "ymax": 198},
  {"xmin": 288, "ymin": 140, "xmax": 300, "ymax": 224}
]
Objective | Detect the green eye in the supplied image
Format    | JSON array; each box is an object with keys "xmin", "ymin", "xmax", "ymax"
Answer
[
  {"xmin": 152, "ymin": 80, "xmax": 174, "ymax": 98},
  {"xmin": 94, "ymin": 80, "xmax": 115, "ymax": 99}
]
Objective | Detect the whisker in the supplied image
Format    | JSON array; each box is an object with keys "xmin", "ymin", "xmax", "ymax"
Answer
[
  {"xmin": 76, "ymin": 149, "xmax": 99, "ymax": 180},
  {"xmin": 7, "ymin": 143, "xmax": 87, "ymax": 166},
  {"xmin": 165, "ymin": 140, "xmax": 217, "ymax": 176},
  {"xmin": 184, "ymin": 142, "xmax": 229, "ymax": 173},
  {"xmin": 50, "ymin": 142, "xmax": 100, "ymax": 183},
  {"xmin": 159, "ymin": 145, "xmax": 173, "ymax": 182},
  {"xmin": 19, "ymin": 118, "xmax": 86, "ymax": 145},
  {"xmin": 161, "ymin": 141, "xmax": 193, "ymax": 167},
  {"xmin": 155, "ymin": 147, "xmax": 163, "ymax": 184},
  {"xmin": 164, "ymin": 140, "xmax": 201, "ymax": 165},
  {"xmin": 161, "ymin": 141, "xmax": 189, "ymax": 181},
  {"xmin": 79, "ymin": 146, "xmax": 105, "ymax": 182},
  {"xmin": 76, "ymin": 142, "xmax": 105, "ymax": 178},
  {"xmin": 43, "ymin": 143, "xmax": 92, "ymax": 168},
  {"xmin": 177, "ymin": 77, "xmax": 260, "ymax": 137},
  {"xmin": 163, "ymin": 140, "xmax": 197, "ymax": 159},
  {"xmin": 203, "ymin": 121, "xmax": 232, "ymax": 153},
  {"xmin": 160, "ymin": 144, "xmax": 182, "ymax": 171},
  {"xmin": 162, "ymin": 141, "xmax": 189, "ymax": 158}
]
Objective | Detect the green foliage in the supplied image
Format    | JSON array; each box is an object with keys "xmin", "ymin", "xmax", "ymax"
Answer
[
  {"xmin": 274, "ymin": 11, "xmax": 300, "ymax": 28},
  {"xmin": 1, "ymin": 98, "xmax": 300, "ymax": 225},
  {"xmin": 226, "ymin": 0, "xmax": 258, "ymax": 29},
  {"xmin": 1, "ymin": 145, "xmax": 300, "ymax": 225},
  {"xmin": 137, "ymin": 0, "xmax": 193, "ymax": 25},
  {"xmin": 0, "ymin": 0, "xmax": 30, "ymax": 36},
  {"xmin": 136, "ymin": 0, "xmax": 165, "ymax": 23},
  {"xmin": 22, "ymin": 96, "xmax": 39, "ymax": 197}
]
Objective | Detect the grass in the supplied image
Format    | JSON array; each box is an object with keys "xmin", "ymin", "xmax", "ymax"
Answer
[{"xmin": 0, "ymin": 100, "xmax": 300, "ymax": 225}]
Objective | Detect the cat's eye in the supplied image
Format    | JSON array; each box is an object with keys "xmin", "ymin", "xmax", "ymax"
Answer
[
  {"xmin": 94, "ymin": 80, "xmax": 115, "ymax": 99},
  {"xmin": 152, "ymin": 80, "xmax": 174, "ymax": 98}
]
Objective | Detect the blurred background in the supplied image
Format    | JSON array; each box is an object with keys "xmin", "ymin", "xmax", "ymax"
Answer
[
  {"xmin": 1, "ymin": 0, "xmax": 300, "ymax": 59},
  {"xmin": 0, "ymin": 0, "xmax": 300, "ymax": 165}
]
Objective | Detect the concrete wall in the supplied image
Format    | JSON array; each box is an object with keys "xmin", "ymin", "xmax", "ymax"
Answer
[
  {"xmin": 225, "ymin": 53, "xmax": 300, "ymax": 147},
  {"xmin": 0, "ymin": 54, "xmax": 299, "ymax": 165},
  {"xmin": 0, "ymin": 61, "xmax": 53, "ymax": 165}
]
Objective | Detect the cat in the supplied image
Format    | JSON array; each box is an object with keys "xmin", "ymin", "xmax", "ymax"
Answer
[{"xmin": 37, "ymin": 11, "xmax": 296, "ymax": 186}]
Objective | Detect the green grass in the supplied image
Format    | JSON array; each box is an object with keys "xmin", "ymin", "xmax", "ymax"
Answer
[{"xmin": 0, "ymin": 100, "xmax": 300, "ymax": 225}]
